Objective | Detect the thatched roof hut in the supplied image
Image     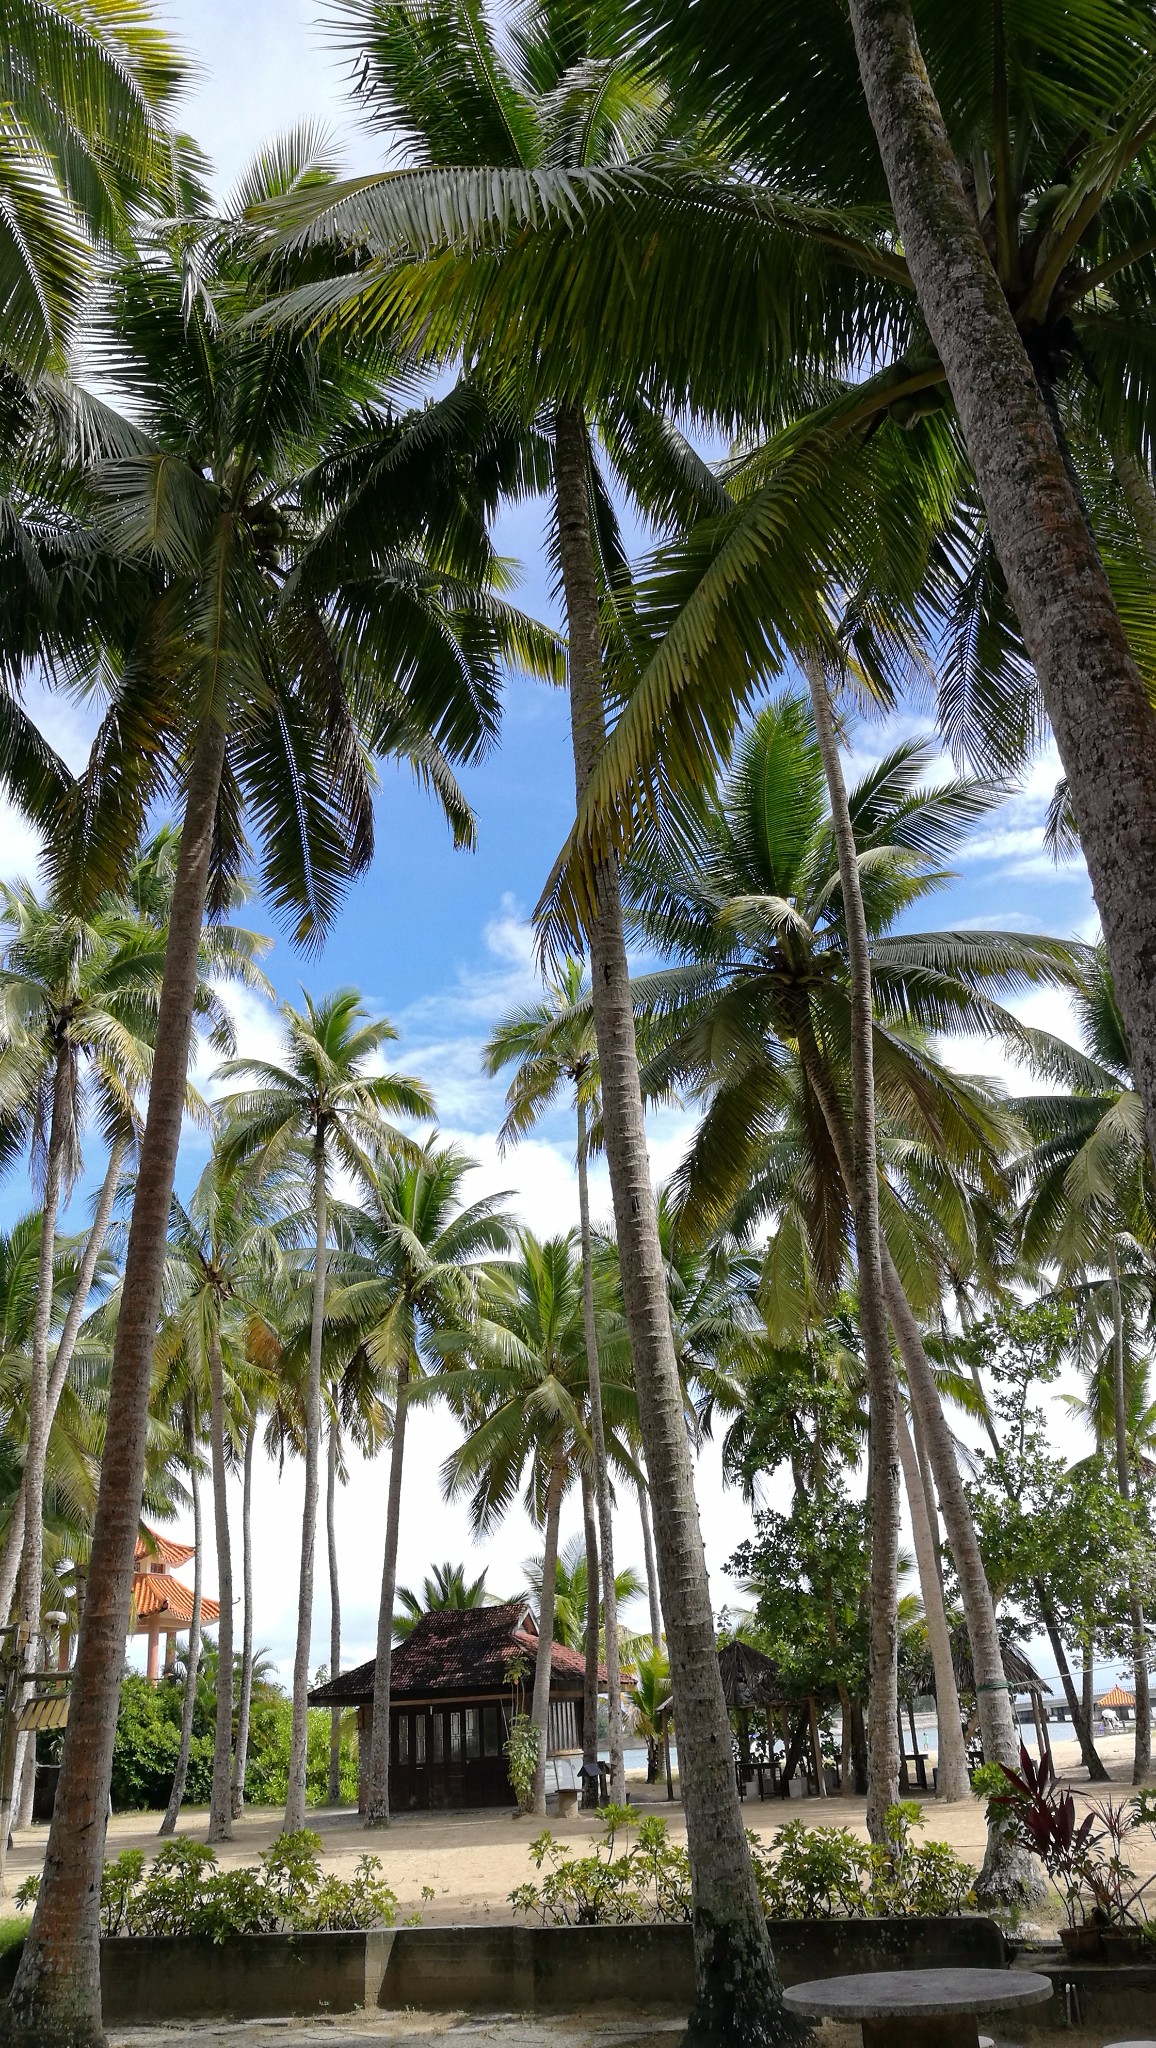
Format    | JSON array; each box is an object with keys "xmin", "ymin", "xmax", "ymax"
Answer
[
  {"xmin": 906, "ymin": 1623, "xmax": 1052, "ymax": 1702},
  {"xmin": 716, "ymin": 1638, "xmax": 794, "ymax": 1710}
]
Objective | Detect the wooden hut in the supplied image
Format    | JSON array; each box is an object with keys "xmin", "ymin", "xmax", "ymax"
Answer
[{"xmin": 309, "ymin": 1601, "xmax": 590, "ymax": 1812}]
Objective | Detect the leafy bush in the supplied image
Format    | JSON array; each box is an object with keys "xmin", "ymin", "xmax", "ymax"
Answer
[
  {"xmin": 511, "ymin": 1808, "xmax": 691, "ymax": 1924},
  {"xmin": 752, "ymin": 1819, "xmax": 867, "ymax": 1918},
  {"xmin": 511, "ymin": 1804, "xmax": 976, "ymax": 1927},
  {"xmin": 750, "ymin": 1804, "xmax": 975, "ymax": 1920},
  {"xmin": 15, "ymin": 1832, "xmax": 403, "ymax": 1941},
  {"xmin": 107, "ymin": 1665, "xmax": 358, "ymax": 1813}
]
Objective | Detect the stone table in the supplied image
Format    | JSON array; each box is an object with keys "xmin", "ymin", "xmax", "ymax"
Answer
[{"xmin": 782, "ymin": 1965, "xmax": 1053, "ymax": 2047}]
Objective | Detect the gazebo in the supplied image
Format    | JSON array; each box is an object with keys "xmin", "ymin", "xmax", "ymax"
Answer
[
  {"xmin": 1098, "ymin": 1683, "xmax": 1136, "ymax": 1723},
  {"xmin": 132, "ymin": 1526, "xmax": 219, "ymax": 1684},
  {"xmin": 715, "ymin": 1639, "xmax": 828, "ymax": 1801},
  {"xmin": 908, "ymin": 1625, "xmax": 1054, "ymax": 1773}
]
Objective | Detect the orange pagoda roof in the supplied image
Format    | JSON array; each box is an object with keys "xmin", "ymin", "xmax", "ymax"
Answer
[
  {"xmin": 135, "ymin": 1526, "xmax": 196, "ymax": 1570},
  {"xmin": 1099, "ymin": 1684, "xmax": 1136, "ymax": 1708},
  {"xmin": 131, "ymin": 1572, "xmax": 220, "ymax": 1629}
]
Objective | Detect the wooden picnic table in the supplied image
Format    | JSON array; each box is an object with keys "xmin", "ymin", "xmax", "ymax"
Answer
[{"xmin": 781, "ymin": 1965, "xmax": 1052, "ymax": 2048}]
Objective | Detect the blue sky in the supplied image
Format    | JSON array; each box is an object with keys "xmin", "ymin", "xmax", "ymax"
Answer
[{"xmin": 15, "ymin": 1, "xmax": 1116, "ymax": 1691}]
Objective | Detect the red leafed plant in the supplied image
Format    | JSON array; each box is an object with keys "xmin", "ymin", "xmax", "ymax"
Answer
[{"xmin": 989, "ymin": 1746, "xmax": 1101, "ymax": 1926}]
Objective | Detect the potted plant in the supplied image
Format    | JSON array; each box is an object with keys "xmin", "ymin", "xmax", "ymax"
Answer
[
  {"xmin": 989, "ymin": 1747, "xmax": 1104, "ymax": 1955},
  {"xmin": 993, "ymin": 1751, "xmax": 1156, "ymax": 1960}
]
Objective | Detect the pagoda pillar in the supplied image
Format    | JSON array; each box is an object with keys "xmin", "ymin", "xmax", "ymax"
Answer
[{"xmin": 147, "ymin": 1628, "xmax": 160, "ymax": 1685}]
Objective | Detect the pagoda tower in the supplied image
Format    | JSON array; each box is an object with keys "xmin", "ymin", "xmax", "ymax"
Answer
[{"xmin": 131, "ymin": 1525, "xmax": 220, "ymax": 1684}]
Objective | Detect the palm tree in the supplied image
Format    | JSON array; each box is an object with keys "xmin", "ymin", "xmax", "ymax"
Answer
[
  {"xmin": 430, "ymin": 1229, "xmax": 637, "ymax": 1815},
  {"xmin": 628, "ymin": 1643, "xmax": 671, "ymax": 1785},
  {"xmin": 627, "ymin": 693, "xmax": 1084, "ymax": 1879},
  {"xmin": 484, "ymin": 960, "xmax": 628, "ymax": 1799},
  {"xmin": 0, "ymin": 835, "xmax": 267, "ymax": 1773},
  {"xmin": 394, "ymin": 1560, "xmax": 497, "ymax": 1638},
  {"xmin": 1015, "ymin": 946, "xmax": 1156, "ymax": 1780},
  {"xmin": 217, "ymin": 989, "xmax": 431, "ymax": 1831},
  {"xmin": 799, "ymin": 652, "xmax": 899, "ymax": 1833},
  {"xmin": 0, "ymin": 0, "xmax": 184, "ymax": 371},
  {"xmin": 837, "ymin": 0, "xmax": 1156, "ymax": 1186},
  {"xmin": 322, "ymin": 1137, "xmax": 510, "ymax": 1825},
  {"xmin": 160, "ymin": 1156, "xmax": 286, "ymax": 1839},
  {"xmin": 0, "ymin": 130, "xmax": 558, "ymax": 2043},
  {"xmin": 0, "ymin": 1213, "xmax": 106, "ymax": 1881},
  {"xmin": 523, "ymin": 1535, "xmax": 643, "ymax": 1652},
  {"xmin": 266, "ymin": 3, "xmax": 797, "ymax": 2016}
]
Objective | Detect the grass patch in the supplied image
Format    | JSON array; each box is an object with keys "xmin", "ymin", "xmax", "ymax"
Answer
[{"xmin": 0, "ymin": 1918, "xmax": 27, "ymax": 1957}]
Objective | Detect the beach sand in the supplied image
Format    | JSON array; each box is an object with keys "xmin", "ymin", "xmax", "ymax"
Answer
[{"xmin": 8, "ymin": 1725, "xmax": 1156, "ymax": 1934}]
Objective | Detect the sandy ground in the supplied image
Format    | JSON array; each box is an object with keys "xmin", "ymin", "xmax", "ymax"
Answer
[
  {"xmin": 8, "ymin": 1726, "xmax": 1156, "ymax": 1938},
  {"xmin": 102, "ymin": 2012, "xmax": 1122, "ymax": 2048}
]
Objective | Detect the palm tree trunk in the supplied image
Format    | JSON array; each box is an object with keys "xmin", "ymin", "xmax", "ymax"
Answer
[
  {"xmin": 0, "ymin": 1133, "xmax": 128, "ymax": 1629},
  {"xmin": 230, "ymin": 1413, "xmax": 256, "ymax": 1818},
  {"xmin": 528, "ymin": 1448, "xmax": 565, "ymax": 1817},
  {"xmin": 553, "ymin": 405, "xmax": 792, "ymax": 2048},
  {"xmin": 364, "ymin": 1354, "xmax": 411, "ymax": 1825},
  {"xmin": 206, "ymin": 1330, "xmax": 234, "ymax": 1843},
  {"xmin": 1038, "ymin": 1592, "xmax": 1108, "ymax": 1780},
  {"xmin": 284, "ymin": 1132, "xmax": 327, "ymax": 1835},
  {"xmin": 326, "ymin": 1421, "xmax": 342, "ymax": 1807},
  {"xmin": 0, "ymin": 709, "xmax": 226, "ymax": 2048},
  {"xmin": 802, "ymin": 651, "xmax": 900, "ymax": 1838},
  {"xmin": 913, "ymin": 1409, "xmax": 943, "ymax": 1593},
  {"xmin": 636, "ymin": 1479, "xmax": 663, "ymax": 1647},
  {"xmin": 0, "ymin": 1039, "xmax": 73, "ymax": 1872},
  {"xmin": 895, "ymin": 1407, "xmax": 968, "ymax": 1799},
  {"xmin": 581, "ymin": 1473, "xmax": 600, "ymax": 1802},
  {"xmin": 576, "ymin": 1095, "xmax": 625, "ymax": 1802},
  {"xmin": 15, "ymin": 1729, "xmax": 35, "ymax": 1831},
  {"xmin": 796, "ymin": 1035, "xmax": 1038, "ymax": 1891},
  {"xmin": 160, "ymin": 1421, "xmax": 204, "ymax": 1835},
  {"xmin": 1108, "ymin": 1243, "xmax": 1152, "ymax": 1783},
  {"xmin": 845, "ymin": 0, "xmax": 1156, "ymax": 1185}
]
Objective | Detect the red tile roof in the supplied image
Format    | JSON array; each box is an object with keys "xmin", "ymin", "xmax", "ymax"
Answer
[
  {"xmin": 131, "ymin": 1572, "xmax": 220, "ymax": 1627},
  {"xmin": 309, "ymin": 1601, "xmax": 592, "ymax": 1706},
  {"xmin": 134, "ymin": 1525, "xmax": 196, "ymax": 1570}
]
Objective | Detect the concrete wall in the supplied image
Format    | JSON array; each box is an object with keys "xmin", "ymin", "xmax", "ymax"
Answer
[{"xmin": 0, "ymin": 1915, "xmax": 1006, "ymax": 2023}]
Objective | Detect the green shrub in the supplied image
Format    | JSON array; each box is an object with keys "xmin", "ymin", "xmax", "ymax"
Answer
[
  {"xmin": 749, "ymin": 1804, "xmax": 976, "ymax": 1920},
  {"xmin": 511, "ymin": 1805, "xmax": 976, "ymax": 1928},
  {"xmin": 511, "ymin": 1810, "xmax": 691, "ymax": 1925},
  {"xmin": 16, "ymin": 1832, "xmax": 402, "ymax": 1941},
  {"xmin": 107, "ymin": 1665, "xmax": 358, "ymax": 1813}
]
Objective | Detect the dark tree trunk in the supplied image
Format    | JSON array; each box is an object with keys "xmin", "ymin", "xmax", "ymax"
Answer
[
  {"xmin": 326, "ymin": 1422, "xmax": 342, "ymax": 1807},
  {"xmin": 206, "ymin": 1331, "xmax": 234, "ymax": 1842},
  {"xmin": 160, "ymin": 1417, "xmax": 204, "ymax": 1834},
  {"xmin": 0, "ymin": 1041, "xmax": 70, "ymax": 1885},
  {"xmin": 581, "ymin": 1472, "xmax": 601, "ymax": 1804},
  {"xmin": 528, "ymin": 1450, "xmax": 565, "ymax": 1817},
  {"xmin": 802, "ymin": 652, "xmax": 899, "ymax": 1837},
  {"xmin": 0, "ymin": 1134, "xmax": 128, "ymax": 1630},
  {"xmin": 364, "ymin": 1354, "xmax": 411, "ymax": 1825},
  {"xmin": 1109, "ymin": 1244, "xmax": 1152, "ymax": 1784},
  {"xmin": 0, "ymin": 711, "xmax": 226, "ymax": 2048},
  {"xmin": 846, "ymin": 0, "xmax": 1156, "ymax": 1181},
  {"xmin": 230, "ymin": 1413, "xmax": 256, "ymax": 1817},
  {"xmin": 637, "ymin": 1479, "xmax": 663, "ymax": 1647},
  {"xmin": 576, "ymin": 1095, "xmax": 624, "ymax": 1801},
  {"xmin": 284, "ymin": 1133, "xmax": 327, "ymax": 1834},
  {"xmin": 1038, "ymin": 1593, "xmax": 1109, "ymax": 1781},
  {"xmin": 553, "ymin": 405, "xmax": 796, "ymax": 2048}
]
